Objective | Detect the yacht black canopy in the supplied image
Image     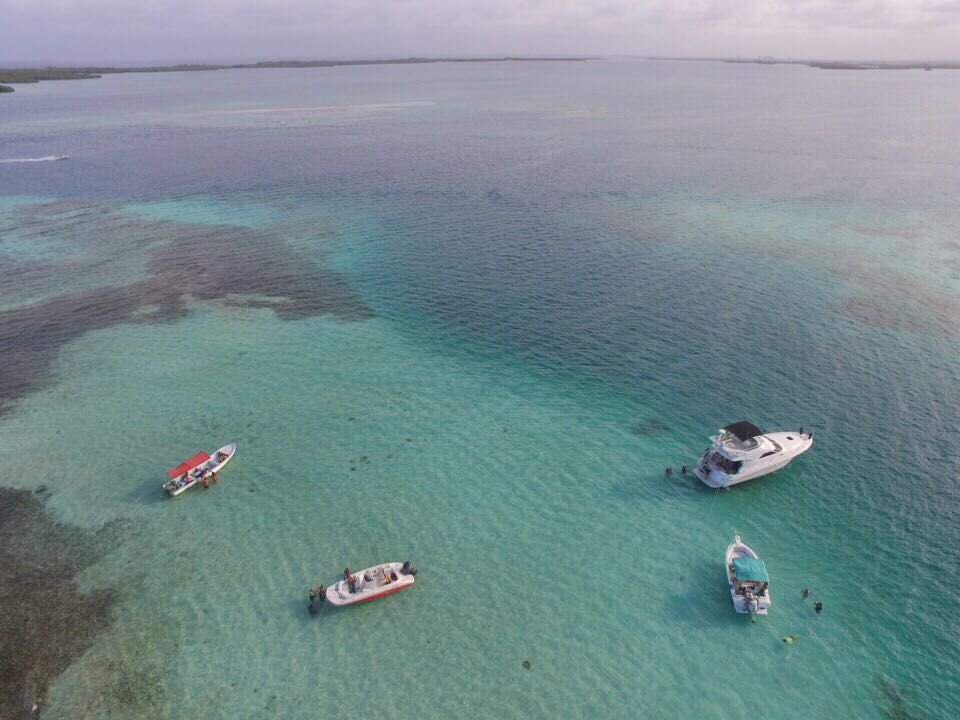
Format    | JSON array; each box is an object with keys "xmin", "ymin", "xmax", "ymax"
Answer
[{"xmin": 723, "ymin": 421, "xmax": 763, "ymax": 441}]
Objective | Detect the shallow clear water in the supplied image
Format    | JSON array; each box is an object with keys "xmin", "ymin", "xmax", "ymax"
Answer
[{"xmin": 1, "ymin": 60, "xmax": 958, "ymax": 719}]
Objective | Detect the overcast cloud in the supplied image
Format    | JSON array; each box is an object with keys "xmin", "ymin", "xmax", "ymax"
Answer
[{"xmin": 1, "ymin": 0, "xmax": 958, "ymax": 64}]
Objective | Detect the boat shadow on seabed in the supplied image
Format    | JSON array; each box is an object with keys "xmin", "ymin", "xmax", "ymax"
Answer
[
  {"xmin": 125, "ymin": 481, "xmax": 170, "ymax": 507},
  {"xmin": 609, "ymin": 468, "xmax": 701, "ymax": 503},
  {"xmin": 660, "ymin": 559, "xmax": 744, "ymax": 630}
]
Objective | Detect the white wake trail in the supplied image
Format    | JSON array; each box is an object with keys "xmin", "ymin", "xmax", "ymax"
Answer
[{"xmin": 0, "ymin": 155, "xmax": 69, "ymax": 164}]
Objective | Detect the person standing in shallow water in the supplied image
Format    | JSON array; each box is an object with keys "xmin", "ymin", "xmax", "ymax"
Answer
[{"xmin": 308, "ymin": 586, "xmax": 326, "ymax": 615}]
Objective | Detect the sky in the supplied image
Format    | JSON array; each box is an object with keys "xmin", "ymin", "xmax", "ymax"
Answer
[{"xmin": 1, "ymin": 0, "xmax": 959, "ymax": 65}]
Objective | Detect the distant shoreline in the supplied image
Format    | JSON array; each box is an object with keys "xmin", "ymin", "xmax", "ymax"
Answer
[
  {"xmin": 0, "ymin": 57, "xmax": 589, "ymax": 91},
  {"xmin": 725, "ymin": 58, "xmax": 960, "ymax": 71},
  {"xmin": 4, "ymin": 54, "xmax": 952, "ymax": 94},
  {"xmin": 643, "ymin": 55, "xmax": 960, "ymax": 71}
]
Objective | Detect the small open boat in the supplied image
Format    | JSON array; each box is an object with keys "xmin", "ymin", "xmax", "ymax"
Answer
[
  {"xmin": 725, "ymin": 535, "xmax": 771, "ymax": 615},
  {"xmin": 325, "ymin": 562, "xmax": 416, "ymax": 606},
  {"xmin": 163, "ymin": 443, "xmax": 236, "ymax": 496}
]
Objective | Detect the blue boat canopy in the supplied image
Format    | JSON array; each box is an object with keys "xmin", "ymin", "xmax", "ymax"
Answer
[{"xmin": 733, "ymin": 557, "xmax": 769, "ymax": 582}]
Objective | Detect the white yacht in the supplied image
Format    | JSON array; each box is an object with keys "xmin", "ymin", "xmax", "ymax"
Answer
[{"xmin": 694, "ymin": 421, "xmax": 812, "ymax": 488}]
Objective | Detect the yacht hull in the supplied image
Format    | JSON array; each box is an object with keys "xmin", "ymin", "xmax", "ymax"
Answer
[{"xmin": 696, "ymin": 431, "xmax": 812, "ymax": 488}]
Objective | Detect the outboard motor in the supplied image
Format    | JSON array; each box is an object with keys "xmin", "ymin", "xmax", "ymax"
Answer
[{"xmin": 401, "ymin": 561, "xmax": 418, "ymax": 576}]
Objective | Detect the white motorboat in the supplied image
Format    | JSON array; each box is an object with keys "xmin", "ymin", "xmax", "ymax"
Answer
[
  {"xmin": 325, "ymin": 562, "xmax": 416, "ymax": 606},
  {"xmin": 725, "ymin": 535, "xmax": 771, "ymax": 615},
  {"xmin": 694, "ymin": 421, "xmax": 812, "ymax": 488},
  {"xmin": 163, "ymin": 442, "xmax": 236, "ymax": 496}
]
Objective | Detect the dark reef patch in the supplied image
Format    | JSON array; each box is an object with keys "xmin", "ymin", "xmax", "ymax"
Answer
[
  {"xmin": 72, "ymin": 654, "xmax": 166, "ymax": 718},
  {"xmin": 0, "ymin": 283, "xmax": 148, "ymax": 418},
  {"xmin": 747, "ymin": 228, "xmax": 959, "ymax": 338},
  {"xmin": 876, "ymin": 675, "xmax": 924, "ymax": 720},
  {"xmin": 849, "ymin": 225, "xmax": 921, "ymax": 241},
  {"xmin": 633, "ymin": 418, "xmax": 669, "ymax": 436},
  {"xmin": 838, "ymin": 291, "xmax": 960, "ymax": 338},
  {"xmin": 0, "ymin": 488, "xmax": 119, "ymax": 718},
  {"xmin": 0, "ymin": 200, "xmax": 372, "ymax": 416}
]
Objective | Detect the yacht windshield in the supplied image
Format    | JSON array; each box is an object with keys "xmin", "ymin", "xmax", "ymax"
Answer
[{"xmin": 724, "ymin": 435, "xmax": 759, "ymax": 451}]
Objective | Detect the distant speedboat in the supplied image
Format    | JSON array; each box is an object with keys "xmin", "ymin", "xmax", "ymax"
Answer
[
  {"xmin": 326, "ymin": 562, "xmax": 416, "ymax": 606},
  {"xmin": 53, "ymin": 154, "xmax": 69, "ymax": 161},
  {"xmin": 163, "ymin": 443, "xmax": 236, "ymax": 496},
  {"xmin": 725, "ymin": 535, "xmax": 771, "ymax": 615},
  {"xmin": 694, "ymin": 421, "xmax": 812, "ymax": 488}
]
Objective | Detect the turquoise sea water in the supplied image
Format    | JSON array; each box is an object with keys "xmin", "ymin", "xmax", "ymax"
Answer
[{"xmin": 1, "ymin": 60, "xmax": 959, "ymax": 719}]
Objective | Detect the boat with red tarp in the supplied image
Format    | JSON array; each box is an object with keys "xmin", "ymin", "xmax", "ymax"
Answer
[{"xmin": 163, "ymin": 443, "xmax": 236, "ymax": 496}]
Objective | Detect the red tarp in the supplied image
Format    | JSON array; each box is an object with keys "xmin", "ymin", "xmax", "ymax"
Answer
[{"xmin": 167, "ymin": 451, "xmax": 211, "ymax": 478}]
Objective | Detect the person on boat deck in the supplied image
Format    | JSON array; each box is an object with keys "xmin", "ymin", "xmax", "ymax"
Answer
[
  {"xmin": 218, "ymin": 451, "xmax": 228, "ymax": 462},
  {"xmin": 344, "ymin": 567, "xmax": 358, "ymax": 592}
]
